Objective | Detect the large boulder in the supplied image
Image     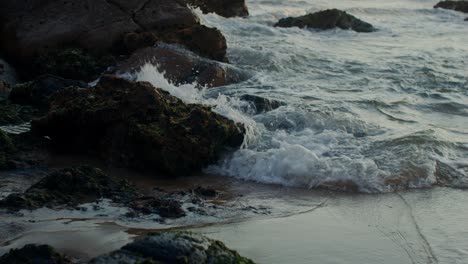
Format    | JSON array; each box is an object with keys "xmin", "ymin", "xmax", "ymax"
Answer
[
  {"xmin": 0, "ymin": 0, "xmax": 228, "ymax": 79},
  {"xmin": 90, "ymin": 231, "xmax": 255, "ymax": 264},
  {"xmin": 32, "ymin": 75, "xmax": 245, "ymax": 175},
  {"xmin": 0, "ymin": 129, "xmax": 15, "ymax": 170},
  {"xmin": 274, "ymin": 9, "xmax": 376, "ymax": 33},
  {"xmin": 434, "ymin": 1, "xmax": 468, "ymax": 13},
  {"xmin": 182, "ymin": 0, "xmax": 249, "ymax": 17},
  {"xmin": 116, "ymin": 45, "xmax": 249, "ymax": 87}
]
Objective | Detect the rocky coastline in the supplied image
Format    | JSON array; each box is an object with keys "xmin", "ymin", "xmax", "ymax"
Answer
[{"xmin": 1, "ymin": 0, "xmax": 466, "ymax": 262}]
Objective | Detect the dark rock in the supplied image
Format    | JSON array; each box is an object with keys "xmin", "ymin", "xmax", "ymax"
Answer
[
  {"xmin": 240, "ymin": 94, "xmax": 285, "ymax": 114},
  {"xmin": 465, "ymin": 17, "xmax": 468, "ymax": 20},
  {"xmin": 116, "ymin": 45, "xmax": 249, "ymax": 88},
  {"xmin": 0, "ymin": 129, "xmax": 15, "ymax": 170},
  {"xmin": 129, "ymin": 196, "xmax": 186, "ymax": 218},
  {"xmin": 0, "ymin": 98, "xmax": 39, "ymax": 126},
  {"xmin": 89, "ymin": 231, "xmax": 256, "ymax": 264},
  {"xmin": 32, "ymin": 48, "xmax": 115, "ymax": 81},
  {"xmin": 182, "ymin": 0, "xmax": 249, "ymax": 17},
  {"xmin": 9, "ymin": 74, "xmax": 88, "ymax": 107},
  {"xmin": 193, "ymin": 186, "xmax": 219, "ymax": 197},
  {"xmin": 274, "ymin": 9, "xmax": 376, "ymax": 33},
  {"xmin": 434, "ymin": 1, "xmax": 468, "ymax": 13},
  {"xmin": 0, "ymin": 0, "xmax": 228, "ymax": 79},
  {"xmin": 0, "ymin": 59, "xmax": 17, "ymax": 96},
  {"xmin": 32, "ymin": 75, "xmax": 245, "ymax": 175},
  {"xmin": 3, "ymin": 131, "xmax": 50, "ymax": 170},
  {"xmin": 0, "ymin": 244, "xmax": 71, "ymax": 264},
  {"xmin": 0, "ymin": 166, "xmax": 135, "ymax": 210}
]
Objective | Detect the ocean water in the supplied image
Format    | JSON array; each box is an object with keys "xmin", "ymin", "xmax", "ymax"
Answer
[{"xmin": 138, "ymin": 0, "xmax": 468, "ymax": 193}]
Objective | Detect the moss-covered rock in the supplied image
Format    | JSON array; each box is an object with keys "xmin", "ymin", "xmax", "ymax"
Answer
[
  {"xmin": 32, "ymin": 75, "xmax": 245, "ymax": 175},
  {"xmin": 89, "ymin": 231, "xmax": 256, "ymax": 264},
  {"xmin": 0, "ymin": 97, "xmax": 38, "ymax": 126},
  {"xmin": 9, "ymin": 74, "xmax": 88, "ymax": 107},
  {"xmin": 0, "ymin": 166, "xmax": 135, "ymax": 210},
  {"xmin": 0, "ymin": 129, "xmax": 15, "ymax": 169},
  {"xmin": 275, "ymin": 9, "xmax": 376, "ymax": 33},
  {"xmin": 0, "ymin": 244, "xmax": 71, "ymax": 264},
  {"xmin": 33, "ymin": 48, "xmax": 115, "ymax": 81}
]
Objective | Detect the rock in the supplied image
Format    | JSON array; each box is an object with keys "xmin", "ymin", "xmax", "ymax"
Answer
[
  {"xmin": 32, "ymin": 75, "xmax": 245, "ymax": 175},
  {"xmin": 0, "ymin": 166, "xmax": 135, "ymax": 211},
  {"xmin": 116, "ymin": 45, "xmax": 249, "ymax": 87},
  {"xmin": 0, "ymin": 97, "xmax": 39, "ymax": 126},
  {"xmin": 32, "ymin": 48, "xmax": 115, "ymax": 81},
  {"xmin": 193, "ymin": 186, "xmax": 219, "ymax": 197},
  {"xmin": 1, "ymin": 131, "xmax": 50, "ymax": 170},
  {"xmin": 434, "ymin": 1, "xmax": 468, "ymax": 13},
  {"xmin": 182, "ymin": 0, "xmax": 249, "ymax": 17},
  {"xmin": 465, "ymin": 17, "xmax": 468, "ymax": 20},
  {"xmin": 89, "ymin": 231, "xmax": 256, "ymax": 264},
  {"xmin": 0, "ymin": 129, "xmax": 16, "ymax": 170},
  {"xmin": 240, "ymin": 94, "xmax": 285, "ymax": 114},
  {"xmin": 9, "ymin": 75, "xmax": 88, "ymax": 108},
  {"xmin": 0, "ymin": 0, "xmax": 228, "ymax": 79},
  {"xmin": 274, "ymin": 9, "xmax": 376, "ymax": 33},
  {"xmin": 0, "ymin": 59, "xmax": 17, "ymax": 96},
  {"xmin": 128, "ymin": 196, "xmax": 186, "ymax": 219},
  {"xmin": 0, "ymin": 244, "xmax": 71, "ymax": 264}
]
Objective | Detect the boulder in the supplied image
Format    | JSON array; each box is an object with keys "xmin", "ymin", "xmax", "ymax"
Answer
[
  {"xmin": 0, "ymin": 131, "xmax": 49, "ymax": 170},
  {"xmin": 0, "ymin": 244, "xmax": 71, "ymax": 264},
  {"xmin": 240, "ymin": 94, "xmax": 285, "ymax": 114},
  {"xmin": 0, "ymin": 129, "xmax": 15, "ymax": 170},
  {"xmin": 90, "ymin": 231, "xmax": 256, "ymax": 264},
  {"xmin": 0, "ymin": 0, "xmax": 228, "ymax": 80},
  {"xmin": 182, "ymin": 0, "xmax": 249, "ymax": 17},
  {"xmin": 116, "ymin": 45, "xmax": 249, "ymax": 87},
  {"xmin": 434, "ymin": 1, "xmax": 468, "ymax": 13},
  {"xmin": 32, "ymin": 75, "xmax": 245, "ymax": 175},
  {"xmin": 274, "ymin": 9, "xmax": 376, "ymax": 33},
  {"xmin": 0, "ymin": 166, "xmax": 135, "ymax": 210},
  {"xmin": 9, "ymin": 75, "xmax": 88, "ymax": 107}
]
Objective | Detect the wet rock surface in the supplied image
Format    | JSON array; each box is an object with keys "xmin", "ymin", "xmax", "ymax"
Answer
[
  {"xmin": 32, "ymin": 75, "xmax": 245, "ymax": 175},
  {"xmin": 9, "ymin": 74, "xmax": 88, "ymax": 108},
  {"xmin": 0, "ymin": 130, "xmax": 49, "ymax": 171},
  {"xmin": 274, "ymin": 9, "xmax": 376, "ymax": 33},
  {"xmin": 0, "ymin": 244, "xmax": 71, "ymax": 264},
  {"xmin": 182, "ymin": 0, "xmax": 249, "ymax": 17},
  {"xmin": 240, "ymin": 94, "xmax": 285, "ymax": 114},
  {"xmin": 0, "ymin": 98, "xmax": 39, "ymax": 126},
  {"xmin": 0, "ymin": 59, "xmax": 17, "ymax": 96},
  {"xmin": 117, "ymin": 45, "xmax": 249, "ymax": 87},
  {"xmin": 435, "ymin": 1, "xmax": 468, "ymax": 13},
  {"xmin": 0, "ymin": 166, "xmax": 135, "ymax": 211},
  {"xmin": 90, "ymin": 231, "xmax": 255, "ymax": 264}
]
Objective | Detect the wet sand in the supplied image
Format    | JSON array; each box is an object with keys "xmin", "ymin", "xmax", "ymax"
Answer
[{"xmin": 1, "ymin": 166, "xmax": 467, "ymax": 263}]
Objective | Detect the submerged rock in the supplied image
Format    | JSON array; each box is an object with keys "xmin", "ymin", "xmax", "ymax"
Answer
[
  {"xmin": 117, "ymin": 45, "xmax": 249, "ymax": 87},
  {"xmin": 32, "ymin": 75, "xmax": 245, "ymax": 175},
  {"xmin": 0, "ymin": 244, "xmax": 71, "ymax": 264},
  {"xmin": 274, "ymin": 9, "xmax": 376, "ymax": 33},
  {"xmin": 90, "ymin": 231, "xmax": 256, "ymax": 264},
  {"xmin": 434, "ymin": 1, "xmax": 468, "ymax": 13},
  {"xmin": 9, "ymin": 74, "xmax": 88, "ymax": 108},
  {"xmin": 182, "ymin": 0, "xmax": 249, "ymax": 17},
  {"xmin": 0, "ymin": 166, "xmax": 135, "ymax": 211},
  {"xmin": 240, "ymin": 94, "xmax": 285, "ymax": 114},
  {"xmin": 128, "ymin": 196, "xmax": 186, "ymax": 219}
]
